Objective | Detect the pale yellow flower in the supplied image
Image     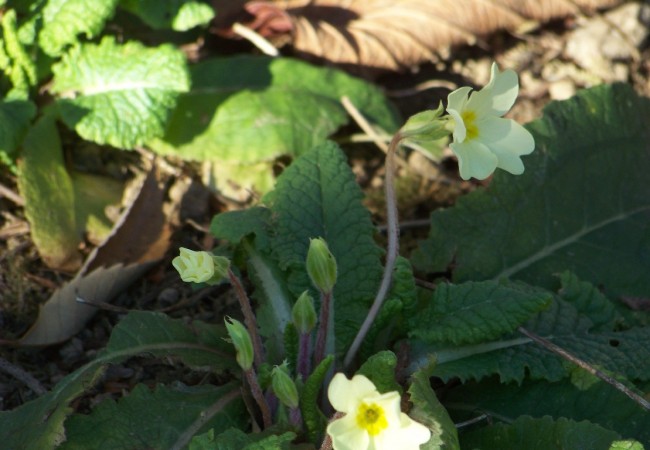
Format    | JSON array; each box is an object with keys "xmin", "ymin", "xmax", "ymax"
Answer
[
  {"xmin": 172, "ymin": 247, "xmax": 225, "ymax": 284},
  {"xmin": 327, "ymin": 373, "xmax": 430, "ymax": 450},
  {"xmin": 446, "ymin": 62, "xmax": 535, "ymax": 180}
]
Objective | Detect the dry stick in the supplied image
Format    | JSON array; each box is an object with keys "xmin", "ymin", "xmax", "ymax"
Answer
[
  {"xmin": 228, "ymin": 268, "xmax": 265, "ymax": 369},
  {"xmin": 344, "ymin": 132, "xmax": 403, "ymax": 368},
  {"xmin": 244, "ymin": 367, "xmax": 273, "ymax": 428},
  {"xmin": 0, "ymin": 181, "xmax": 24, "ymax": 206},
  {"xmin": 518, "ymin": 326, "xmax": 650, "ymax": 411},
  {"xmin": 232, "ymin": 22, "xmax": 280, "ymax": 57},
  {"xmin": 0, "ymin": 357, "xmax": 47, "ymax": 395}
]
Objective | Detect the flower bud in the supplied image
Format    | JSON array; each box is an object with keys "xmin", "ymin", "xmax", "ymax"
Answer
[
  {"xmin": 172, "ymin": 248, "xmax": 230, "ymax": 285},
  {"xmin": 224, "ymin": 317, "xmax": 254, "ymax": 371},
  {"xmin": 292, "ymin": 291, "xmax": 317, "ymax": 334},
  {"xmin": 399, "ymin": 103, "xmax": 449, "ymax": 142},
  {"xmin": 306, "ymin": 238, "xmax": 337, "ymax": 294},
  {"xmin": 271, "ymin": 362, "xmax": 299, "ymax": 409}
]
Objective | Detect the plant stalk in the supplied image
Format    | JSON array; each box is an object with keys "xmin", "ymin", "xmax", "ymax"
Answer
[
  {"xmin": 344, "ymin": 132, "xmax": 403, "ymax": 368},
  {"xmin": 228, "ymin": 268, "xmax": 265, "ymax": 369},
  {"xmin": 245, "ymin": 367, "xmax": 273, "ymax": 428},
  {"xmin": 297, "ymin": 331, "xmax": 311, "ymax": 381},
  {"xmin": 313, "ymin": 291, "xmax": 332, "ymax": 367}
]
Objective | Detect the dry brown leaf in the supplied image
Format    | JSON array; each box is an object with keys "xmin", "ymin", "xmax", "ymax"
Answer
[
  {"xmin": 17, "ymin": 168, "xmax": 171, "ymax": 346},
  {"xmin": 235, "ymin": 0, "xmax": 623, "ymax": 72}
]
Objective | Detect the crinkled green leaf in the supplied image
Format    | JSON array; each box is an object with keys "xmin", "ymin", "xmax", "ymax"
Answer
[
  {"xmin": 17, "ymin": 114, "xmax": 82, "ymax": 270},
  {"xmin": 446, "ymin": 378, "xmax": 650, "ymax": 447},
  {"xmin": 39, "ymin": 0, "xmax": 119, "ymax": 56},
  {"xmin": 149, "ymin": 55, "xmax": 400, "ymax": 164},
  {"xmin": 357, "ymin": 351, "xmax": 401, "ymax": 394},
  {"xmin": 266, "ymin": 141, "xmax": 384, "ymax": 351},
  {"xmin": 60, "ymin": 383, "xmax": 246, "ymax": 449},
  {"xmin": 408, "ymin": 368, "xmax": 460, "ymax": 450},
  {"xmin": 0, "ymin": 98, "xmax": 35, "ymax": 166},
  {"xmin": 413, "ymin": 84, "xmax": 650, "ymax": 298},
  {"xmin": 409, "ymin": 281, "xmax": 552, "ymax": 345},
  {"xmin": 300, "ymin": 355, "xmax": 333, "ymax": 444},
  {"xmin": 191, "ymin": 428, "xmax": 295, "ymax": 450},
  {"xmin": 460, "ymin": 416, "xmax": 621, "ymax": 450},
  {"xmin": 121, "ymin": 0, "xmax": 215, "ymax": 31},
  {"xmin": 610, "ymin": 441, "xmax": 645, "ymax": 450},
  {"xmin": 52, "ymin": 37, "xmax": 189, "ymax": 149},
  {"xmin": 211, "ymin": 206, "xmax": 272, "ymax": 248}
]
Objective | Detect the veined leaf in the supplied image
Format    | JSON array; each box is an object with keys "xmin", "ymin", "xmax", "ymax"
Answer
[
  {"xmin": 357, "ymin": 351, "xmax": 402, "ymax": 394},
  {"xmin": 0, "ymin": 97, "xmax": 35, "ymax": 166},
  {"xmin": 409, "ymin": 281, "xmax": 552, "ymax": 345},
  {"xmin": 413, "ymin": 84, "xmax": 650, "ymax": 298},
  {"xmin": 52, "ymin": 37, "xmax": 189, "ymax": 149},
  {"xmin": 445, "ymin": 378, "xmax": 650, "ymax": 447},
  {"xmin": 60, "ymin": 384, "xmax": 246, "ymax": 449},
  {"xmin": 460, "ymin": 415, "xmax": 621, "ymax": 450},
  {"xmin": 191, "ymin": 428, "xmax": 295, "ymax": 450},
  {"xmin": 39, "ymin": 0, "xmax": 119, "ymax": 56},
  {"xmin": 266, "ymin": 141, "xmax": 384, "ymax": 351},
  {"xmin": 149, "ymin": 55, "xmax": 400, "ymax": 164},
  {"xmin": 121, "ymin": 0, "xmax": 215, "ymax": 31}
]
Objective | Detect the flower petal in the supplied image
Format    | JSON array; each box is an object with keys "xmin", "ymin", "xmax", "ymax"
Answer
[
  {"xmin": 477, "ymin": 116, "xmax": 535, "ymax": 174},
  {"xmin": 328, "ymin": 415, "xmax": 369, "ymax": 450},
  {"xmin": 468, "ymin": 62, "xmax": 519, "ymax": 117},
  {"xmin": 450, "ymin": 140, "xmax": 498, "ymax": 180},
  {"xmin": 446, "ymin": 86, "xmax": 472, "ymax": 112},
  {"xmin": 373, "ymin": 413, "xmax": 431, "ymax": 450},
  {"xmin": 328, "ymin": 373, "xmax": 377, "ymax": 414},
  {"xmin": 446, "ymin": 108, "xmax": 466, "ymax": 143}
]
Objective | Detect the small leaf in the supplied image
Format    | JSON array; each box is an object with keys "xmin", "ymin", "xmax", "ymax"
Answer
[
  {"xmin": 60, "ymin": 384, "xmax": 246, "ymax": 450},
  {"xmin": 300, "ymin": 355, "xmax": 333, "ymax": 444},
  {"xmin": 121, "ymin": 0, "xmax": 215, "ymax": 31},
  {"xmin": 149, "ymin": 55, "xmax": 399, "ymax": 164},
  {"xmin": 52, "ymin": 37, "xmax": 190, "ymax": 149},
  {"xmin": 357, "ymin": 351, "xmax": 401, "ymax": 394},
  {"xmin": 0, "ymin": 98, "xmax": 35, "ymax": 167},
  {"xmin": 413, "ymin": 84, "xmax": 650, "ymax": 299},
  {"xmin": 17, "ymin": 114, "xmax": 82, "ymax": 270},
  {"xmin": 408, "ymin": 368, "xmax": 460, "ymax": 450},
  {"xmin": 210, "ymin": 206, "xmax": 272, "ymax": 248},
  {"xmin": 609, "ymin": 441, "xmax": 645, "ymax": 450},
  {"xmin": 39, "ymin": 0, "xmax": 119, "ymax": 56},
  {"xmin": 409, "ymin": 281, "xmax": 552, "ymax": 345},
  {"xmin": 460, "ymin": 415, "xmax": 621, "ymax": 450}
]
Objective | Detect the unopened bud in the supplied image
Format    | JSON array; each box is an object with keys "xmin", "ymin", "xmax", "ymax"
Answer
[
  {"xmin": 399, "ymin": 103, "xmax": 449, "ymax": 142},
  {"xmin": 271, "ymin": 363, "xmax": 299, "ymax": 409},
  {"xmin": 306, "ymin": 238, "xmax": 337, "ymax": 294},
  {"xmin": 224, "ymin": 317, "xmax": 254, "ymax": 371},
  {"xmin": 292, "ymin": 291, "xmax": 317, "ymax": 334},
  {"xmin": 172, "ymin": 248, "xmax": 230, "ymax": 285}
]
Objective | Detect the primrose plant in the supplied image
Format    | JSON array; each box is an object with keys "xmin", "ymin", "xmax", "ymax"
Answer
[{"xmin": 172, "ymin": 63, "xmax": 537, "ymax": 449}]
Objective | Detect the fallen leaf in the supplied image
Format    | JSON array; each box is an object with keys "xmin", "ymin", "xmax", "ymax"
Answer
[
  {"xmin": 18, "ymin": 167, "xmax": 171, "ymax": 346},
  {"xmin": 231, "ymin": 0, "xmax": 623, "ymax": 73}
]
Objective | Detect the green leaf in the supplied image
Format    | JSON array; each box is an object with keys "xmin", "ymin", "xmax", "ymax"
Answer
[
  {"xmin": 0, "ymin": 98, "xmax": 35, "ymax": 166},
  {"xmin": 71, "ymin": 171, "xmax": 124, "ymax": 243},
  {"xmin": 149, "ymin": 55, "xmax": 400, "ymax": 164},
  {"xmin": 39, "ymin": 0, "xmax": 119, "ymax": 56},
  {"xmin": 409, "ymin": 281, "xmax": 552, "ymax": 345},
  {"xmin": 408, "ymin": 368, "xmax": 460, "ymax": 450},
  {"xmin": 17, "ymin": 114, "xmax": 82, "ymax": 270},
  {"xmin": 300, "ymin": 355, "xmax": 333, "ymax": 444},
  {"xmin": 121, "ymin": 0, "xmax": 215, "ymax": 31},
  {"xmin": 52, "ymin": 37, "xmax": 190, "ymax": 149},
  {"xmin": 413, "ymin": 84, "xmax": 650, "ymax": 298},
  {"xmin": 60, "ymin": 383, "xmax": 246, "ymax": 449},
  {"xmin": 192, "ymin": 428, "xmax": 296, "ymax": 450},
  {"xmin": 266, "ymin": 141, "xmax": 384, "ymax": 351},
  {"xmin": 446, "ymin": 378, "xmax": 650, "ymax": 446},
  {"xmin": 357, "ymin": 351, "xmax": 401, "ymax": 394},
  {"xmin": 460, "ymin": 416, "xmax": 620, "ymax": 450},
  {"xmin": 610, "ymin": 441, "xmax": 645, "ymax": 450},
  {"xmin": 211, "ymin": 206, "xmax": 272, "ymax": 248}
]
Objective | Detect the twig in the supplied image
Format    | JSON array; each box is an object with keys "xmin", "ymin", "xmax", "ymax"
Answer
[
  {"xmin": 341, "ymin": 96, "xmax": 389, "ymax": 153},
  {"xmin": 518, "ymin": 326, "xmax": 650, "ymax": 411},
  {"xmin": 344, "ymin": 132, "xmax": 403, "ymax": 368},
  {"xmin": 76, "ymin": 296, "xmax": 132, "ymax": 313},
  {"xmin": 0, "ymin": 356, "xmax": 47, "ymax": 395},
  {"xmin": 228, "ymin": 268, "xmax": 265, "ymax": 369},
  {"xmin": 0, "ymin": 181, "xmax": 24, "ymax": 206},
  {"xmin": 386, "ymin": 79, "xmax": 458, "ymax": 98},
  {"xmin": 232, "ymin": 22, "xmax": 279, "ymax": 57}
]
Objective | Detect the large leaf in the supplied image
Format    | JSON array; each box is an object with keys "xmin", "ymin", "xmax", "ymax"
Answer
[
  {"xmin": 52, "ymin": 37, "xmax": 190, "ymax": 149},
  {"xmin": 120, "ymin": 0, "xmax": 215, "ymax": 31},
  {"xmin": 413, "ymin": 84, "xmax": 650, "ymax": 299},
  {"xmin": 149, "ymin": 55, "xmax": 400, "ymax": 164},
  {"xmin": 446, "ymin": 378, "xmax": 650, "ymax": 446},
  {"xmin": 460, "ymin": 415, "xmax": 621, "ymax": 450},
  {"xmin": 409, "ymin": 281, "xmax": 552, "ymax": 345},
  {"xmin": 191, "ymin": 428, "xmax": 295, "ymax": 450},
  {"xmin": 60, "ymin": 383, "xmax": 246, "ymax": 449},
  {"xmin": 0, "ymin": 98, "xmax": 35, "ymax": 166},
  {"xmin": 39, "ymin": 0, "xmax": 119, "ymax": 56}
]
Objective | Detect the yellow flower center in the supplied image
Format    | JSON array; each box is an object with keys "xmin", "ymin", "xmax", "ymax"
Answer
[
  {"xmin": 461, "ymin": 110, "xmax": 479, "ymax": 140},
  {"xmin": 356, "ymin": 402, "xmax": 388, "ymax": 436}
]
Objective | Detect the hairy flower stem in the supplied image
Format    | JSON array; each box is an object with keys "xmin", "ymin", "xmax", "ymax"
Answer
[
  {"xmin": 244, "ymin": 368, "xmax": 272, "ymax": 428},
  {"xmin": 297, "ymin": 332, "xmax": 311, "ymax": 381},
  {"xmin": 289, "ymin": 406, "xmax": 303, "ymax": 429},
  {"xmin": 228, "ymin": 268, "xmax": 264, "ymax": 369},
  {"xmin": 313, "ymin": 291, "xmax": 333, "ymax": 367},
  {"xmin": 344, "ymin": 132, "xmax": 403, "ymax": 368}
]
